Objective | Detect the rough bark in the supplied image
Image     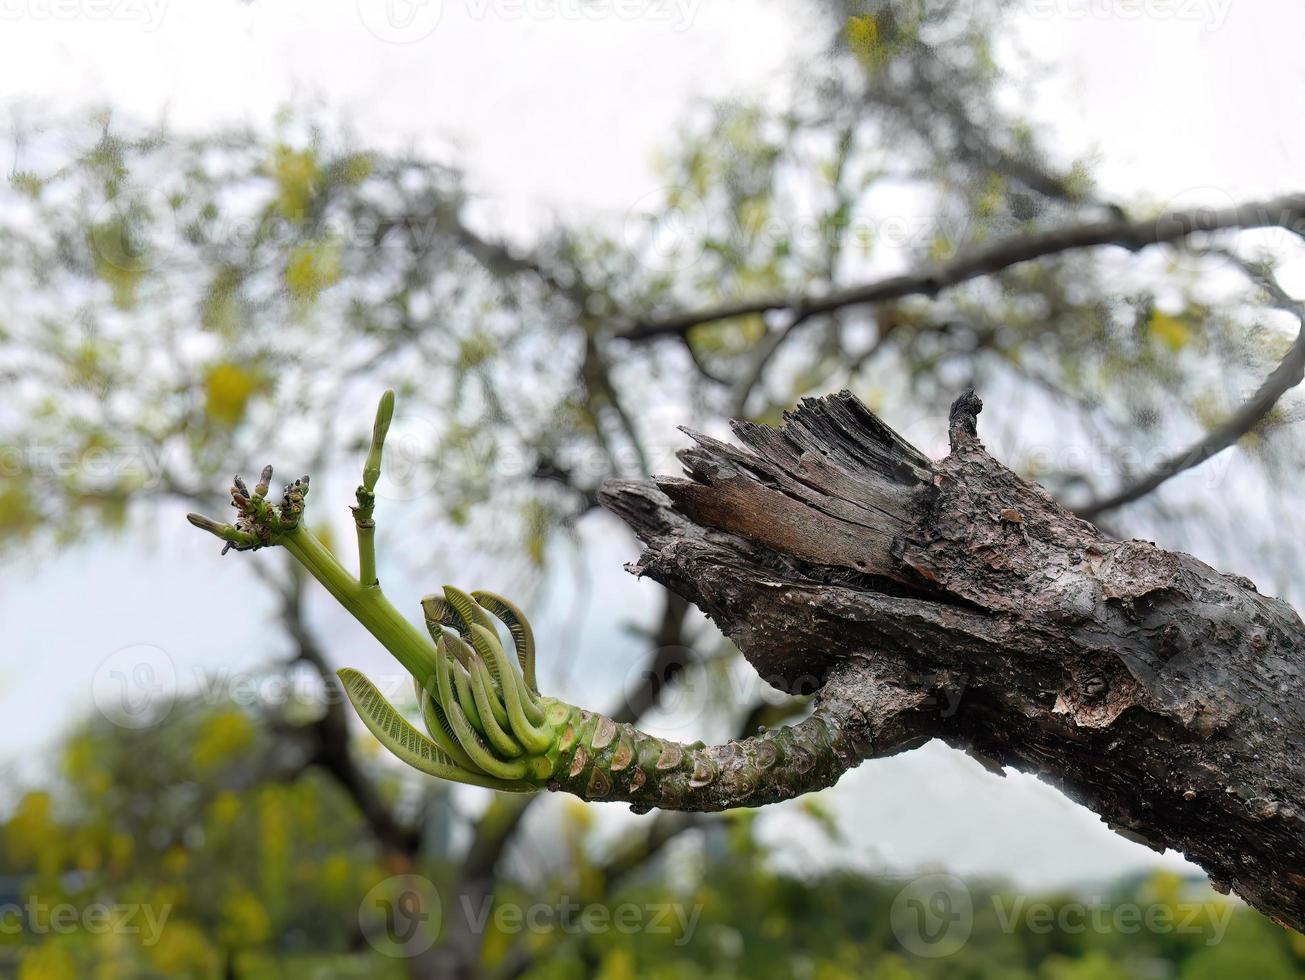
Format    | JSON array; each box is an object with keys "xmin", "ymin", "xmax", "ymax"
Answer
[
  {"xmin": 546, "ymin": 664, "xmax": 929, "ymax": 812},
  {"xmin": 598, "ymin": 390, "xmax": 1305, "ymax": 932}
]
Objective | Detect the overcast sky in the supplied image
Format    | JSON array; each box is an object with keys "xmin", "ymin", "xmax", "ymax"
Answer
[{"xmin": 2, "ymin": 0, "xmax": 1303, "ymax": 892}]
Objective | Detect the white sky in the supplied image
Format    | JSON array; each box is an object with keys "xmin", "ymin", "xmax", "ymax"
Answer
[{"xmin": 2, "ymin": 0, "xmax": 1303, "ymax": 893}]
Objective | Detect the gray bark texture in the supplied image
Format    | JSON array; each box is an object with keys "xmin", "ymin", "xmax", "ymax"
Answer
[{"xmin": 598, "ymin": 390, "xmax": 1305, "ymax": 932}]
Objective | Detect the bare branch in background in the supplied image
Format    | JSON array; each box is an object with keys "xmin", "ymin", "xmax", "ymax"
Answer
[
  {"xmin": 618, "ymin": 194, "xmax": 1305, "ymax": 342},
  {"xmin": 1079, "ymin": 257, "xmax": 1305, "ymax": 520}
]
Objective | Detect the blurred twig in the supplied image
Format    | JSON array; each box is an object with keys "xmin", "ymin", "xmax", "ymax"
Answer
[
  {"xmin": 1078, "ymin": 255, "xmax": 1305, "ymax": 520},
  {"xmin": 620, "ymin": 194, "xmax": 1305, "ymax": 342}
]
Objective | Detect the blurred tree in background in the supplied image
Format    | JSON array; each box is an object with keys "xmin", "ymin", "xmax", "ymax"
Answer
[
  {"xmin": 2, "ymin": 695, "xmax": 1302, "ymax": 977},
  {"xmin": 2, "ymin": 0, "xmax": 1304, "ymax": 976}
]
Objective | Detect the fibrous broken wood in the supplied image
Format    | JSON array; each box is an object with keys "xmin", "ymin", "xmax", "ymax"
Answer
[{"xmin": 599, "ymin": 390, "xmax": 1305, "ymax": 932}]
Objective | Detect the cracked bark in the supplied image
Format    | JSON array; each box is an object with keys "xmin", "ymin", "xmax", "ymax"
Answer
[{"xmin": 598, "ymin": 389, "xmax": 1305, "ymax": 932}]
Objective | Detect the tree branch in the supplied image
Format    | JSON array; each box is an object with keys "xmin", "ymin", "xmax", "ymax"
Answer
[
  {"xmin": 599, "ymin": 389, "xmax": 1305, "ymax": 931},
  {"xmin": 618, "ymin": 194, "xmax": 1305, "ymax": 342},
  {"xmin": 1078, "ymin": 260, "xmax": 1305, "ymax": 519}
]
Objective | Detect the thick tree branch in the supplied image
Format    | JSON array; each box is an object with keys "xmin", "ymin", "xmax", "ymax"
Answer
[
  {"xmin": 618, "ymin": 194, "xmax": 1305, "ymax": 341},
  {"xmin": 599, "ymin": 389, "xmax": 1305, "ymax": 931},
  {"xmin": 533, "ymin": 663, "xmax": 929, "ymax": 813}
]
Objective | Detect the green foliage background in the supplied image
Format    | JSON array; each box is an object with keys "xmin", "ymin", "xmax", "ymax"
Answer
[
  {"xmin": 2, "ymin": 1, "xmax": 1304, "ymax": 977},
  {"xmin": 3, "ymin": 698, "xmax": 1303, "ymax": 978}
]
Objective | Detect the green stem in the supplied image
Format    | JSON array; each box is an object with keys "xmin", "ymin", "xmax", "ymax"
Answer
[
  {"xmin": 281, "ymin": 526, "xmax": 436, "ymax": 689},
  {"xmin": 357, "ymin": 523, "xmax": 377, "ymax": 589},
  {"xmin": 353, "ymin": 389, "xmax": 393, "ymax": 589},
  {"xmin": 543, "ymin": 703, "xmax": 860, "ymax": 812}
]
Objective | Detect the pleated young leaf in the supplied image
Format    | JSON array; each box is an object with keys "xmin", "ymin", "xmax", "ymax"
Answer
[{"xmin": 338, "ymin": 668, "xmax": 533, "ymax": 792}]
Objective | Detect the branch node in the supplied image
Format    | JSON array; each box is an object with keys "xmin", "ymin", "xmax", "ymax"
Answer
[{"xmin": 947, "ymin": 388, "xmax": 984, "ymax": 451}]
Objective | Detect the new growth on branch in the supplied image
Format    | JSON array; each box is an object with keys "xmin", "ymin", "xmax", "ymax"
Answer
[{"xmin": 188, "ymin": 392, "xmax": 856, "ymax": 812}]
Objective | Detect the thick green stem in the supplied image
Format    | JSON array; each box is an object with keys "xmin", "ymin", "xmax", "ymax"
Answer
[
  {"xmin": 541, "ymin": 701, "xmax": 866, "ymax": 813},
  {"xmin": 281, "ymin": 527, "xmax": 437, "ymax": 690}
]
